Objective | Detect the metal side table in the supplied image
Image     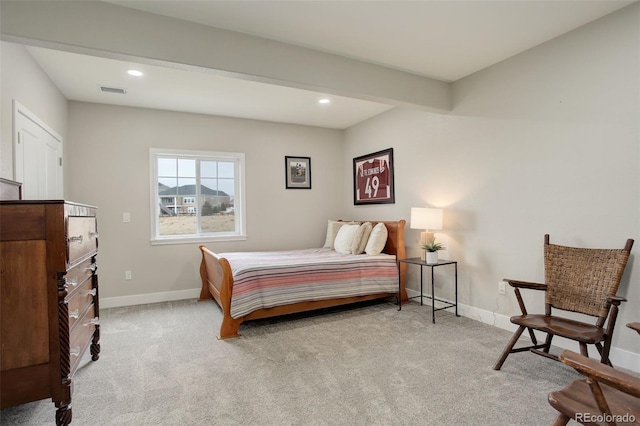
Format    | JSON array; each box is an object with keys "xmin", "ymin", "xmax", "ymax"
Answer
[{"xmin": 397, "ymin": 258, "xmax": 458, "ymax": 323}]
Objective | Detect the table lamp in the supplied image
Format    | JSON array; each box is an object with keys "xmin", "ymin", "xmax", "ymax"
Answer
[{"xmin": 410, "ymin": 207, "xmax": 443, "ymax": 261}]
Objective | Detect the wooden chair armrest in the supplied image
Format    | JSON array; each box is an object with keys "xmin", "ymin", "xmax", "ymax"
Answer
[
  {"xmin": 504, "ymin": 279, "xmax": 546, "ymax": 316},
  {"xmin": 503, "ymin": 279, "xmax": 547, "ymax": 291},
  {"xmin": 607, "ymin": 295, "xmax": 627, "ymax": 305},
  {"xmin": 559, "ymin": 350, "xmax": 640, "ymax": 398},
  {"xmin": 627, "ymin": 322, "xmax": 640, "ymax": 335}
]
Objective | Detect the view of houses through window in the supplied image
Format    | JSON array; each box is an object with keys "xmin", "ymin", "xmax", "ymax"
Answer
[{"xmin": 151, "ymin": 149, "xmax": 244, "ymax": 241}]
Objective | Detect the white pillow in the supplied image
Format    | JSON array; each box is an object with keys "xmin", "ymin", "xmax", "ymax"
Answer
[
  {"xmin": 323, "ymin": 220, "xmax": 346, "ymax": 249},
  {"xmin": 334, "ymin": 224, "xmax": 360, "ymax": 254},
  {"xmin": 352, "ymin": 222, "xmax": 373, "ymax": 255},
  {"xmin": 323, "ymin": 220, "xmax": 360, "ymax": 249},
  {"xmin": 365, "ymin": 222, "xmax": 388, "ymax": 255}
]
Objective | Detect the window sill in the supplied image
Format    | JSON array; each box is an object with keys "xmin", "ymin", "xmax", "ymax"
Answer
[{"xmin": 150, "ymin": 234, "xmax": 247, "ymax": 246}]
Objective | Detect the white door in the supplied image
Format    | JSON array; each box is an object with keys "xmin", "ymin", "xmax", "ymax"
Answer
[{"xmin": 14, "ymin": 101, "xmax": 63, "ymax": 199}]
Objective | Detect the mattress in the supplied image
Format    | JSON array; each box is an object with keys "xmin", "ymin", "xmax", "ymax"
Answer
[{"xmin": 220, "ymin": 248, "xmax": 398, "ymax": 318}]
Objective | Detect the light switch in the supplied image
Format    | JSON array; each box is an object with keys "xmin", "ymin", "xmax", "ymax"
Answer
[{"xmin": 123, "ymin": 212, "xmax": 131, "ymax": 223}]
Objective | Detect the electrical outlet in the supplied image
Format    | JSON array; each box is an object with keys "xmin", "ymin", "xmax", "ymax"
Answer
[
  {"xmin": 125, "ymin": 270, "xmax": 132, "ymax": 280},
  {"xmin": 498, "ymin": 281, "xmax": 506, "ymax": 295}
]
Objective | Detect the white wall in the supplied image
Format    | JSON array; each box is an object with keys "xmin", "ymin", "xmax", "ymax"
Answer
[
  {"xmin": 0, "ymin": 42, "xmax": 68, "ymax": 183},
  {"xmin": 66, "ymin": 102, "xmax": 343, "ymax": 303},
  {"xmin": 343, "ymin": 4, "xmax": 640, "ymax": 360}
]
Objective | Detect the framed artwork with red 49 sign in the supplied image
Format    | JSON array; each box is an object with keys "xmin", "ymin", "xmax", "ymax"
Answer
[{"xmin": 353, "ymin": 148, "xmax": 395, "ymax": 205}]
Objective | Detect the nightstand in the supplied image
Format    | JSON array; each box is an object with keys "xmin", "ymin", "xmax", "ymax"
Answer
[{"xmin": 397, "ymin": 258, "xmax": 458, "ymax": 323}]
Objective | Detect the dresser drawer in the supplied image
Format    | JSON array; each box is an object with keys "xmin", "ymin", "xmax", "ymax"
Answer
[
  {"xmin": 69, "ymin": 304, "xmax": 97, "ymax": 375},
  {"xmin": 64, "ymin": 257, "xmax": 94, "ymax": 293},
  {"xmin": 67, "ymin": 216, "xmax": 98, "ymax": 265},
  {"xmin": 66, "ymin": 278, "xmax": 96, "ymax": 331}
]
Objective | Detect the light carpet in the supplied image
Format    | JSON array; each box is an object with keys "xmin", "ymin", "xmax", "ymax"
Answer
[{"xmin": 1, "ymin": 299, "xmax": 582, "ymax": 425}]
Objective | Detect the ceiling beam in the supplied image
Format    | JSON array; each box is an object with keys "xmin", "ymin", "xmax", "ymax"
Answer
[{"xmin": 0, "ymin": 1, "xmax": 451, "ymax": 113}]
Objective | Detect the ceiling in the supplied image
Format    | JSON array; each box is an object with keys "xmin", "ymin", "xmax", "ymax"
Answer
[
  {"xmin": 26, "ymin": 46, "xmax": 394, "ymax": 129},
  {"xmin": 26, "ymin": 1, "xmax": 634, "ymax": 129}
]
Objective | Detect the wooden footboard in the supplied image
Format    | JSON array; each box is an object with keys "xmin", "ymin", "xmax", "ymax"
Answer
[
  {"xmin": 199, "ymin": 219, "xmax": 407, "ymax": 339},
  {"xmin": 198, "ymin": 246, "xmax": 243, "ymax": 339}
]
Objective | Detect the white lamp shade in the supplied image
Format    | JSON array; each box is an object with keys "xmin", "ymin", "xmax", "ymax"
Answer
[{"xmin": 410, "ymin": 207, "xmax": 443, "ymax": 230}]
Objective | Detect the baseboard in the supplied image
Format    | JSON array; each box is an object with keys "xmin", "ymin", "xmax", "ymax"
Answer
[
  {"xmin": 459, "ymin": 303, "xmax": 640, "ymax": 374},
  {"xmin": 100, "ymin": 288, "xmax": 201, "ymax": 309}
]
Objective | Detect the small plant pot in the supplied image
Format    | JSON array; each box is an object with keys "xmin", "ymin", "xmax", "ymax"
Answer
[{"xmin": 426, "ymin": 251, "xmax": 439, "ymax": 265}]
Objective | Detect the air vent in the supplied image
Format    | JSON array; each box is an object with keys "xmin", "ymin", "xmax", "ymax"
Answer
[{"xmin": 99, "ymin": 86, "xmax": 127, "ymax": 94}]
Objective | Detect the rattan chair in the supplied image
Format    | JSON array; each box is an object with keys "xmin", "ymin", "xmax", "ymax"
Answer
[{"xmin": 493, "ymin": 235, "xmax": 633, "ymax": 371}]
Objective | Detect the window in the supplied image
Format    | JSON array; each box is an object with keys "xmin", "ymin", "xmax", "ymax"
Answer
[{"xmin": 150, "ymin": 148, "xmax": 246, "ymax": 244}]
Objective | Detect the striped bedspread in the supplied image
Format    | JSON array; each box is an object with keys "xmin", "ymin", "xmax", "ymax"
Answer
[{"xmin": 220, "ymin": 248, "xmax": 398, "ymax": 319}]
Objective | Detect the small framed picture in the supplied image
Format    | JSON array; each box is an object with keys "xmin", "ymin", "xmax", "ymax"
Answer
[
  {"xmin": 285, "ymin": 156, "xmax": 311, "ymax": 189},
  {"xmin": 353, "ymin": 148, "xmax": 395, "ymax": 205}
]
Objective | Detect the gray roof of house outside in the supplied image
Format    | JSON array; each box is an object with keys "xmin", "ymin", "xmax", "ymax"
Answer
[{"xmin": 158, "ymin": 185, "xmax": 229, "ymax": 197}]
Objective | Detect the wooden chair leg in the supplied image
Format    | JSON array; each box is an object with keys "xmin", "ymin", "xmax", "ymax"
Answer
[
  {"xmin": 601, "ymin": 341, "xmax": 613, "ymax": 366},
  {"xmin": 587, "ymin": 379, "xmax": 613, "ymax": 419},
  {"xmin": 579, "ymin": 342, "xmax": 588, "ymax": 357},
  {"xmin": 543, "ymin": 333, "xmax": 553, "ymax": 353},
  {"xmin": 551, "ymin": 413, "xmax": 571, "ymax": 426},
  {"xmin": 493, "ymin": 325, "xmax": 526, "ymax": 370},
  {"xmin": 595, "ymin": 342, "xmax": 613, "ymax": 367},
  {"xmin": 526, "ymin": 327, "xmax": 538, "ymax": 345}
]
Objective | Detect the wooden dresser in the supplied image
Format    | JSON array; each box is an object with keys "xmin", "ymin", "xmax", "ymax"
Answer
[{"xmin": 0, "ymin": 200, "xmax": 100, "ymax": 425}]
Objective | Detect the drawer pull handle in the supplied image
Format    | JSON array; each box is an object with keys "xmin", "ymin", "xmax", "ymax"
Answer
[
  {"xmin": 86, "ymin": 263, "xmax": 97, "ymax": 272},
  {"xmin": 89, "ymin": 231, "xmax": 99, "ymax": 238},
  {"xmin": 69, "ymin": 236, "xmax": 83, "ymax": 243},
  {"xmin": 70, "ymin": 347, "xmax": 81, "ymax": 357},
  {"xmin": 69, "ymin": 309, "xmax": 79, "ymax": 319},
  {"xmin": 65, "ymin": 277, "xmax": 78, "ymax": 287},
  {"xmin": 88, "ymin": 288, "xmax": 97, "ymax": 297},
  {"xmin": 84, "ymin": 317, "xmax": 100, "ymax": 326}
]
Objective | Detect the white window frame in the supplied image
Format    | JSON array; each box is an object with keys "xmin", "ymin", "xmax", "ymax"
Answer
[{"xmin": 150, "ymin": 148, "xmax": 246, "ymax": 245}]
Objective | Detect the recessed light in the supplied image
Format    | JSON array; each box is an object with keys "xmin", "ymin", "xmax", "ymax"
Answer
[
  {"xmin": 127, "ymin": 69, "xmax": 144, "ymax": 77},
  {"xmin": 318, "ymin": 98, "xmax": 330, "ymax": 104}
]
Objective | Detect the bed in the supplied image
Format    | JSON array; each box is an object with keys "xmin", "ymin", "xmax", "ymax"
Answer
[{"xmin": 198, "ymin": 219, "xmax": 407, "ymax": 339}]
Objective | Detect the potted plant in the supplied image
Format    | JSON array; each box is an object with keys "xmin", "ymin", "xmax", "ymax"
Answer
[{"xmin": 421, "ymin": 239, "xmax": 445, "ymax": 265}]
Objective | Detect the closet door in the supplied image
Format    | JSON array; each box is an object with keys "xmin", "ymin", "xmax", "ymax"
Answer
[{"xmin": 13, "ymin": 101, "xmax": 63, "ymax": 199}]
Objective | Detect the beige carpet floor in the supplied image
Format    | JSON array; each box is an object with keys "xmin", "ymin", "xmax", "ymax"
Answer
[{"xmin": 1, "ymin": 298, "xmax": 582, "ymax": 425}]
